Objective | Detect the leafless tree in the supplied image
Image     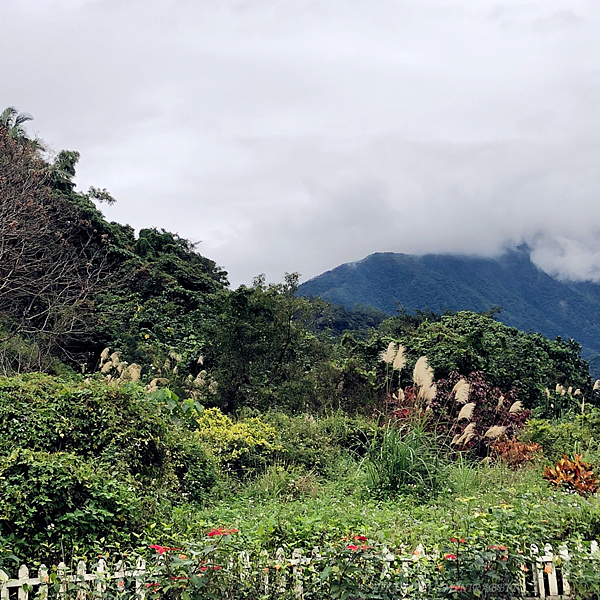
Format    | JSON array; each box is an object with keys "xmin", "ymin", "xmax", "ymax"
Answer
[{"xmin": 0, "ymin": 126, "xmax": 111, "ymax": 371}]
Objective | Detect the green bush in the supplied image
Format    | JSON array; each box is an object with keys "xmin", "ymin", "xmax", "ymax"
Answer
[
  {"xmin": 521, "ymin": 411, "xmax": 600, "ymax": 463},
  {"xmin": 0, "ymin": 374, "xmax": 170, "ymax": 481},
  {"xmin": 195, "ymin": 408, "xmax": 281, "ymax": 477},
  {"xmin": 168, "ymin": 434, "xmax": 218, "ymax": 504},
  {"xmin": 262, "ymin": 412, "xmax": 373, "ymax": 476},
  {"xmin": 0, "ymin": 449, "xmax": 144, "ymax": 563}
]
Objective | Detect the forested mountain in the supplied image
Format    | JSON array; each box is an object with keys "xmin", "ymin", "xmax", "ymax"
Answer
[{"xmin": 298, "ymin": 249, "xmax": 600, "ymax": 364}]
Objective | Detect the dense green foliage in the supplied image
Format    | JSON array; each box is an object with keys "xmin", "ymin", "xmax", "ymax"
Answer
[
  {"xmin": 383, "ymin": 311, "xmax": 592, "ymax": 408},
  {"xmin": 298, "ymin": 249, "xmax": 600, "ymax": 373},
  {"xmin": 0, "ymin": 374, "xmax": 216, "ymax": 562}
]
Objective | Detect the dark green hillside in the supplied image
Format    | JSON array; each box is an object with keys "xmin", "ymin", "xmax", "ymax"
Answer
[{"xmin": 298, "ymin": 248, "xmax": 600, "ymax": 364}]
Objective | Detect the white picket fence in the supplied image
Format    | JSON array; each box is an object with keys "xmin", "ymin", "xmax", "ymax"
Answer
[{"xmin": 0, "ymin": 543, "xmax": 589, "ymax": 599}]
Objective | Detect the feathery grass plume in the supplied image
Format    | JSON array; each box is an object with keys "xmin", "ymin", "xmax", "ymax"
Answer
[
  {"xmin": 496, "ymin": 395, "xmax": 504, "ymax": 409},
  {"xmin": 545, "ymin": 388, "xmax": 551, "ymax": 399},
  {"xmin": 452, "ymin": 422, "xmax": 477, "ymax": 446},
  {"xmin": 197, "ymin": 355, "xmax": 204, "ymax": 365},
  {"xmin": 484, "ymin": 425, "xmax": 506, "ymax": 439},
  {"xmin": 560, "ymin": 386, "xmax": 566, "ymax": 396},
  {"xmin": 99, "ymin": 347, "xmax": 110, "ymax": 365},
  {"xmin": 146, "ymin": 377, "xmax": 168, "ymax": 392},
  {"xmin": 457, "ymin": 402, "xmax": 475, "ymax": 421},
  {"xmin": 125, "ymin": 363, "xmax": 142, "ymax": 383},
  {"xmin": 508, "ymin": 401, "xmax": 523, "ymax": 414},
  {"xmin": 396, "ymin": 388, "xmax": 405, "ymax": 402},
  {"xmin": 413, "ymin": 356, "xmax": 436, "ymax": 401},
  {"xmin": 568, "ymin": 386, "xmax": 573, "ymax": 395},
  {"xmin": 169, "ymin": 351, "xmax": 183, "ymax": 363},
  {"xmin": 594, "ymin": 380, "xmax": 600, "ymax": 391},
  {"xmin": 116, "ymin": 361, "xmax": 127, "ymax": 375},
  {"xmin": 392, "ymin": 344, "xmax": 407, "ymax": 371},
  {"xmin": 454, "ymin": 382, "xmax": 470, "ymax": 404},
  {"xmin": 100, "ymin": 361, "xmax": 113, "ymax": 374},
  {"xmin": 574, "ymin": 389, "xmax": 581, "ymax": 396},
  {"xmin": 555, "ymin": 383, "xmax": 562, "ymax": 393},
  {"xmin": 109, "ymin": 352, "xmax": 120, "ymax": 367},
  {"xmin": 413, "ymin": 356, "xmax": 433, "ymax": 388},
  {"xmin": 194, "ymin": 370, "xmax": 207, "ymax": 386},
  {"xmin": 380, "ymin": 342, "xmax": 398, "ymax": 364},
  {"xmin": 452, "ymin": 379, "xmax": 466, "ymax": 394}
]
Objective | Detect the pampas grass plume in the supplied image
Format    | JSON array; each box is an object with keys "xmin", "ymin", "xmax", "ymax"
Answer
[
  {"xmin": 455, "ymin": 383, "xmax": 470, "ymax": 404},
  {"xmin": 457, "ymin": 402, "xmax": 475, "ymax": 421},
  {"xmin": 454, "ymin": 422, "xmax": 477, "ymax": 445},
  {"xmin": 380, "ymin": 342, "xmax": 398, "ymax": 364},
  {"xmin": 594, "ymin": 380, "xmax": 600, "ymax": 391},
  {"xmin": 508, "ymin": 401, "xmax": 523, "ymax": 414},
  {"xmin": 484, "ymin": 425, "xmax": 506, "ymax": 439},
  {"xmin": 496, "ymin": 395, "xmax": 504, "ymax": 409},
  {"xmin": 392, "ymin": 345, "xmax": 406, "ymax": 371},
  {"xmin": 413, "ymin": 356, "xmax": 433, "ymax": 387}
]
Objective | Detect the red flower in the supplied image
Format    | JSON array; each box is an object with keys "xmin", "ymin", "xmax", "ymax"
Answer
[
  {"xmin": 445, "ymin": 554, "xmax": 457, "ymax": 560},
  {"xmin": 149, "ymin": 545, "xmax": 167, "ymax": 555},
  {"xmin": 207, "ymin": 527, "xmax": 239, "ymax": 537},
  {"xmin": 450, "ymin": 538, "xmax": 466, "ymax": 543},
  {"xmin": 450, "ymin": 585, "xmax": 466, "ymax": 591},
  {"xmin": 347, "ymin": 545, "xmax": 359, "ymax": 551},
  {"xmin": 355, "ymin": 535, "xmax": 368, "ymax": 542}
]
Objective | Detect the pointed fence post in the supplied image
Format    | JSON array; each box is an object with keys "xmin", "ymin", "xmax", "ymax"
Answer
[
  {"xmin": 17, "ymin": 564, "xmax": 29, "ymax": 600},
  {"xmin": 240, "ymin": 550, "xmax": 250, "ymax": 583},
  {"xmin": 96, "ymin": 559, "xmax": 107, "ymax": 596},
  {"xmin": 114, "ymin": 560, "xmax": 125, "ymax": 596},
  {"xmin": 275, "ymin": 548, "xmax": 287, "ymax": 595},
  {"xmin": 0, "ymin": 568, "xmax": 9, "ymax": 600},
  {"xmin": 291, "ymin": 548, "xmax": 303, "ymax": 599},
  {"xmin": 261, "ymin": 549, "xmax": 270, "ymax": 596},
  {"xmin": 76, "ymin": 560, "xmax": 87, "ymax": 600},
  {"xmin": 559, "ymin": 544, "xmax": 571, "ymax": 596},
  {"xmin": 38, "ymin": 565, "xmax": 49, "ymax": 600},
  {"xmin": 135, "ymin": 557, "xmax": 146, "ymax": 600},
  {"xmin": 57, "ymin": 562, "xmax": 68, "ymax": 598}
]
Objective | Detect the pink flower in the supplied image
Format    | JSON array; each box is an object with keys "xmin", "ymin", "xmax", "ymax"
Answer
[{"xmin": 445, "ymin": 554, "xmax": 457, "ymax": 560}]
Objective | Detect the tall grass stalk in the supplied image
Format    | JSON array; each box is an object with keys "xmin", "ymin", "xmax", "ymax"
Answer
[{"xmin": 364, "ymin": 420, "xmax": 447, "ymax": 499}]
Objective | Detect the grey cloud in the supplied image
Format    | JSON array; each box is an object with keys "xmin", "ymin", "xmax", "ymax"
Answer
[{"xmin": 2, "ymin": 0, "xmax": 600, "ymax": 285}]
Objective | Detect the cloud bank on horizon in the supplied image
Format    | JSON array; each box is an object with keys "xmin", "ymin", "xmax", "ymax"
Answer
[{"xmin": 2, "ymin": 0, "xmax": 600, "ymax": 286}]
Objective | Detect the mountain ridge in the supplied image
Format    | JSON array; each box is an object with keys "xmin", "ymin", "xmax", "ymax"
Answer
[{"xmin": 298, "ymin": 248, "xmax": 600, "ymax": 362}]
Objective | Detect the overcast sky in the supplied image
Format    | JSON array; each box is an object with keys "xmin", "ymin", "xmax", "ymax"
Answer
[{"xmin": 3, "ymin": 0, "xmax": 600, "ymax": 286}]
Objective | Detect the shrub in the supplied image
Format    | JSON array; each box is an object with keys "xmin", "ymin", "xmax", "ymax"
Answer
[
  {"xmin": 521, "ymin": 411, "xmax": 600, "ymax": 463},
  {"xmin": 0, "ymin": 374, "xmax": 170, "ymax": 481},
  {"xmin": 491, "ymin": 438, "xmax": 543, "ymax": 467},
  {"xmin": 543, "ymin": 454, "xmax": 599, "ymax": 496},
  {"xmin": 261, "ymin": 412, "xmax": 373, "ymax": 476},
  {"xmin": 168, "ymin": 434, "xmax": 218, "ymax": 504},
  {"xmin": 0, "ymin": 449, "xmax": 144, "ymax": 563},
  {"xmin": 385, "ymin": 370, "xmax": 529, "ymax": 458},
  {"xmin": 195, "ymin": 408, "xmax": 281, "ymax": 477}
]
